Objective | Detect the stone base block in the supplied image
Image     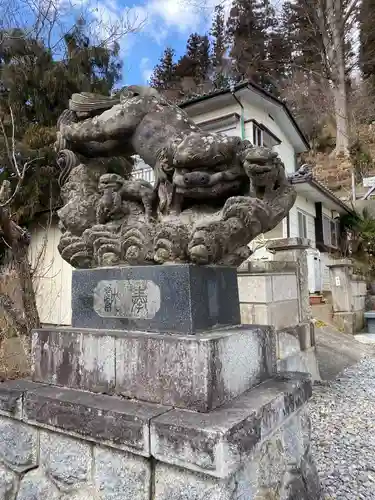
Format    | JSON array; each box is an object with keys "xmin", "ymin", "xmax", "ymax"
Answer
[
  {"xmin": 275, "ymin": 324, "xmax": 320, "ymax": 381},
  {"xmin": 0, "ymin": 380, "xmax": 169, "ymax": 457},
  {"xmin": 276, "ymin": 348, "xmax": 321, "ymax": 382},
  {"xmin": 277, "ymin": 322, "xmax": 315, "ymax": 354},
  {"xmin": 72, "ymin": 264, "xmax": 241, "ymax": 334},
  {"xmin": 32, "ymin": 325, "xmax": 276, "ymax": 412},
  {"xmin": 0, "ymin": 373, "xmax": 320, "ymax": 499},
  {"xmin": 150, "ymin": 372, "xmax": 312, "ymax": 478},
  {"xmin": 333, "ymin": 311, "xmax": 364, "ymax": 334},
  {"xmin": 240, "ymin": 300, "xmax": 300, "ymax": 330}
]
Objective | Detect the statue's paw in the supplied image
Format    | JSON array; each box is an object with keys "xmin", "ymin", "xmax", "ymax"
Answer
[
  {"xmin": 188, "ymin": 243, "xmax": 210, "ymax": 264},
  {"xmin": 82, "ymin": 226, "xmax": 122, "ymax": 267},
  {"xmin": 219, "ymin": 246, "xmax": 252, "ymax": 267},
  {"xmin": 58, "ymin": 232, "xmax": 93, "ymax": 268},
  {"xmin": 222, "ymin": 196, "xmax": 268, "ymax": 231},
  {"xmin": 94, "ymin": 238, "xmax": 121, "ymax": 266},
  {"xmin": 188, "ymin": 221, "xmax": 225, "ymax": 264},
  {"xmin": 222, "ymin": 196, "xmax": 255, "ymax": 218},
  {"xmin": 154, "ymin": 224, "xmax": 189, "ymax": 264},
  {"xmin": 121, "ymin": 221, "xmax": 154, "ymax": 265}
]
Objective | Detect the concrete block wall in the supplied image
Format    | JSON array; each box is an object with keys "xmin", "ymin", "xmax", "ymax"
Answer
[
  {"xmin": 238, "ymin": 255, "xmax": 320, "ymax": 381},
  {"xmin": 238, "ymin": 266, "xmax": 299, "ymax": 329}
]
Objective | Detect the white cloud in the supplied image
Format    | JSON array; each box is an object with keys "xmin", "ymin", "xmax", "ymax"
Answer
[
  {"xmin": 136, "ymin": 0, "xmax": 219, "ymax": 44},
  {"xmin": 147, "ymin": 0, "xmax": 201, "ymax": 33},
  {"xmin": 80, "ymin": 0, "xmax": 232, "ymax": 49}
]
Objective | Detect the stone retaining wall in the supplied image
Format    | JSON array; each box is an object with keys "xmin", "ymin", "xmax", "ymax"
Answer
[{"xmin": 0, "ymin": 375, "xmax": 320, "ymax": 499}]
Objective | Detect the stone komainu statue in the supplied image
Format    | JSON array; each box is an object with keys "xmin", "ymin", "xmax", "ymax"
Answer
[{"xmin": 55, "ymin": 85, "xmax": 297, "ymax": 268}]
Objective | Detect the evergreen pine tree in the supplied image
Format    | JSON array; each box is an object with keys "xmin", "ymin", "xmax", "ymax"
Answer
[
  {"xmin": 210, "ymin": 5, "xmax": 227, "ymax": 68},
  {"xmin": 175, "ymin": 34, "xmax": 210, "ymax": 86},
  {"xmin": 186, "ymin": 33, "xmax": 202, "ymax": 61},
  {"xmin": 197, "ymin": 35, "xmax": 210, "ymax": 83},
  {"xmin": 210, "ymin": 4, "xmax": 232, "ymax": 89},
  {"xmin": 281, "ymin": 0, "xmax": 323, "ymax": 76},
  {"xmin": 226, "ymin": 0, "xmax": 280, "ymax": 91},
  {"xmin": 150, "ymin": 47, "xmax": 177, "ymax": 90}
]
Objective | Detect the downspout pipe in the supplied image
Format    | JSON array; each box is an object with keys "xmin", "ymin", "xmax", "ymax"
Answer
[{"xmin": 231, "ymin": 90, "xmax": 245, "ymax": 140}]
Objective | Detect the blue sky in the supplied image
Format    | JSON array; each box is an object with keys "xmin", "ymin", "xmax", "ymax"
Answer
[{"xmin": 88, "ymin": 0, "xmax": 219, "ymax": 85}]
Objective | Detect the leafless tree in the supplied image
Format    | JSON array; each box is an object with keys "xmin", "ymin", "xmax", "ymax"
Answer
[{"xmin": 0, "ymin": 0, "xmax": 146, "ymax": 56}]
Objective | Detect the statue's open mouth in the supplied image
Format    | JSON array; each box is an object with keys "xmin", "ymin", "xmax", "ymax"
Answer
[
  {"xmin": 172, "ymin": 167, "xmax": 248, "ymax": 200},
  {"xmin": 249, "ymin": 165, "xmax": 273, "ymax": 174},
  {"xmin": 175, "ymin": 179, "xmax": 244, "ymax": 199}
]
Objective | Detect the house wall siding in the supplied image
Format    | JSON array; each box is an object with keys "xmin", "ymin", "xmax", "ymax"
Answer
[
  {"xmin": 185, "ymin": 99, "xmax": 296, "ymax": 172},
  {"xmin": 192, "ymin": 103, "xmax": 240, "ymax": 125},
  {"xmin": 242, "ymin": 103, "xmax": 296, "ymax": 173},
  {"xmin": 28, "ymin": 220, "xmax": 72, "ymax": 325},
  {"xmin": 322, "ymin": 205, "xmax": 333, "ymax": 218}
]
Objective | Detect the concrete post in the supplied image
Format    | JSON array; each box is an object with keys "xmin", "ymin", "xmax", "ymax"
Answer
[
  {"xmin": 327, "ymin": 259, "xmax": 354, "ymax": 313},
  {"xmin": 268, "ymin": 237, "xmax": 312, "ymax": 324},
  {"xmin": 327, "ymin": 259, "xmax": 358, "ymax": 334}
]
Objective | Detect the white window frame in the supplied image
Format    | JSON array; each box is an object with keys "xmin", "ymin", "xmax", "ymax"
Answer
[
  {"xmin": 252, "ymin": 121, "xmax": 281, "ymax": 149},
  {"xmin": 323, "ymin": 215, "xmax": 339, "ymax": 248},
  {"xmin": 297, "ymin": 210, "xmax": 308, "ymax": 239},
  {"xmin": 253, "ymin": 123, "xmax": 264, "ymax": 147}
]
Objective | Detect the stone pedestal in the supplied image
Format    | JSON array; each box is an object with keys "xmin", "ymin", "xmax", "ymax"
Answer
[
  {"xmin": 0, "ymin": 264, "xmax": 321, "ymax": 499},
  {"xmin": 72, "ymin": 265, "xmax": 240, "ymax": 333},
  {"xmin": 32, "ymin": 325, "xmax": 276, "ymax": 412}
]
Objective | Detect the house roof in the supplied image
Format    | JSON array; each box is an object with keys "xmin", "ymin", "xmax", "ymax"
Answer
[
  {"xmin": 290, "ymin": 173, "xmax": 352, "ymax": 214},
  {"xmin": 179, "ymin": 80, "xmax": 310, "ymax": 151}
]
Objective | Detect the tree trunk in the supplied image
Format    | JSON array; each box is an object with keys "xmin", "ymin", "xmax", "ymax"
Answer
[
  {"xmin": 328, "ymin": 0, "xmax": 350, "ymax": 157},
  {"xmin": 332, "ymin": 77, "xmax": 350, "ymax": 156}
]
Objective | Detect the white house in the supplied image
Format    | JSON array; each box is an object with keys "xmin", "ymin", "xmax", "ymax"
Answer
[{"xmin": 28, "ymin": 81, "xmax": 351, "ymax": 326}]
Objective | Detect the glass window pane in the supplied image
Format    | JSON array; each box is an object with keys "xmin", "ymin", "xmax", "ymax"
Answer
[{"xmin": 298, "ymin": 211, "xmax": 307, "ymax": 238}]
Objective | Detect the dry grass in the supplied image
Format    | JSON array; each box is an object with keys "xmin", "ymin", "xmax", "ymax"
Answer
[{"xmin": 0, "ymin": 267, "xmax": 30, "ymax": 380}]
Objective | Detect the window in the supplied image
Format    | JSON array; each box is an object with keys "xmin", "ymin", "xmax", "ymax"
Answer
[
  {"xmin": 298, "ymin": 211, "xmax": 308, "ymax": 239},
  {"xmin": 252, "ymin": 121, "xmax": 281, "ymax": 148},
  {"xmin": 330, "ymin": 220, "xmax": 338, "ymax": 247},
  {"xmin": 253, "ymin": 123, "xmax": 263, "ymax": 147},
  {"xmin": 323, "ymin": 216, "xmax": 339, "ymax": 248},
  {"xmin": 132, "ymin": 167, "xmax": 155, "ymax": 184}
]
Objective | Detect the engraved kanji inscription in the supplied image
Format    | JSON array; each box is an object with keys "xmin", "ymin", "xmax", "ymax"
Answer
[{"xmin": 94, "ymin": 279, "xmax": 160, "ymax": 319}]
